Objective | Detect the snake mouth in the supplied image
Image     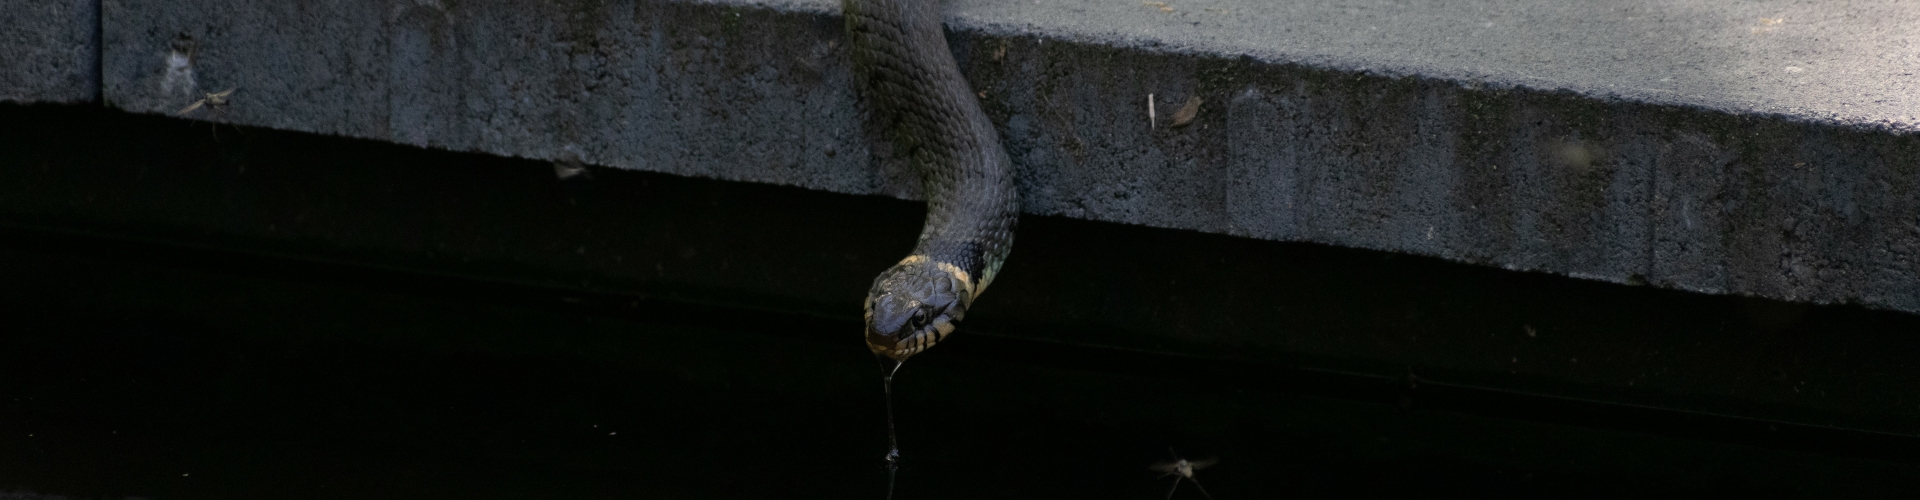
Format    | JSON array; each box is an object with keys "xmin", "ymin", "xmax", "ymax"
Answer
[
  {"xmin": 866, "ymin": 316, "xmax": 956, "ymax": 362},
  {"xmin": 866, "ymin": 332, "xmax": 914, "ymax": 361}
]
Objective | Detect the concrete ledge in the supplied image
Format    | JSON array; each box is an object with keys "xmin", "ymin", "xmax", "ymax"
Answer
[
  {"xmin": 0, "ymin": 0, "xmax": 97, "ymax": 104},
  {"xmin": 95, "ymin": 0, "xmax": 1920, "ymax": 312}
]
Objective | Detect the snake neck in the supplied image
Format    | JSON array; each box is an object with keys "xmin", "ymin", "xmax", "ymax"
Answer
[
  {"xmin": 845, "ymin": 0, "xmax": 1019, "ymax": 294},
  {"xmin": 849, "ymin": 0, "xmax": 1018, "ymax": 361}
]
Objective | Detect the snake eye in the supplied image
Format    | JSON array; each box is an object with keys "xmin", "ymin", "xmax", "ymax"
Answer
[{"xmin": 909, "ymin": 309, "xmax": 929, "ymax": 329}]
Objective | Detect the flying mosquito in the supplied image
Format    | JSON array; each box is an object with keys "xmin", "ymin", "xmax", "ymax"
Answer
[
  {"xmin": 1150, "ymin": 449, "xmax": 1219, "ymax": 500},
  {"xmin": 552, "ymin": 157, "xmax": 592, "ymax": 180},
  {"xmin": 175, "ymin": 88, "xmax": 241, "ymax": 139},
  {"xmin": 176, "ymin": 88, "xmax": 236, "ymax": 117}
]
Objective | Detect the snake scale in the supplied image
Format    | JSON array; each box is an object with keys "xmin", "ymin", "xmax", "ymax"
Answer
[{"xmin": 845, "ymin": 0, "xmax": 1019, "ymax": 362}]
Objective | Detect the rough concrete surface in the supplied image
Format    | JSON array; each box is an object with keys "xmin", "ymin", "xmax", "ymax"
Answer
[
  {"xmin": 95, "ymin": 0, "xmax": 1920, "ymax": 312},
  {"xmin": 0, "ymin": 0, "xmax": 98, "ymax": 103}
]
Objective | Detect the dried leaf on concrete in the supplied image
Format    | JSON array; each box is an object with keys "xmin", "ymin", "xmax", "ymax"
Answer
[{"xmin": 1170, "ymin": 96, "xmax": 1202, "ymax": 128}]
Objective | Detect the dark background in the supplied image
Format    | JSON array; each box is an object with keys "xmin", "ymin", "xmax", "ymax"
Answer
[{"xmin": 0, "ymin": 103, "xmax": 1916, "ymax": 498}]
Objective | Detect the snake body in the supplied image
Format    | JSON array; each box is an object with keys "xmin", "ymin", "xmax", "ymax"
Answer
[{"xmin": 845, "ymin": 0, "xmax": 1019, "ymax": 362}]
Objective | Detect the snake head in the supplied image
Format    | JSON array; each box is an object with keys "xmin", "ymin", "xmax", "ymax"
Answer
[{"xmin": 865, "ymin": 256, "xmax": 973, "ymax": 361}]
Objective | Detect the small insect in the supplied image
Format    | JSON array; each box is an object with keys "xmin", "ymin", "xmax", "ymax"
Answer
[
  {"xmin": 1150, "ymin": 449, "xmax": 1218, "ymax": 500},
  {"xmin": 552, "ymin": 158, "xmax": 592, "ymax": 180},
  {"xmin": 176, "ymin": 88, "xmax": 241, "ymax": 140},
  {"xmin": 176, "ymin": 88, "xmax": 236, "ymax": 117}
]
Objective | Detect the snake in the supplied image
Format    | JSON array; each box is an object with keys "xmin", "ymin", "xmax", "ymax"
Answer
[{"xmin": 844, "ymin": 0, "xmax": 1020, "ymax": 362}]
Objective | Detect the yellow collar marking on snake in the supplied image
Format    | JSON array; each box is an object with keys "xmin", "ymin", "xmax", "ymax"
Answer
[
  {"xmin": 896, "ymin": 254, "xmax": 978, "ymax": 300},
  {"xmin": 935, "ymin": 262, "xmax": 977, "ymax": 300}
]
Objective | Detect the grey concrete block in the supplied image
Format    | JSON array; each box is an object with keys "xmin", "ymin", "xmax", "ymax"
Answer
[
  {"xmin": 0, "ymin": 0, "xmax": 98, "ymax": 103},
  {"xmin": 96, "ymin": 0, "xmax": 1920, "ymax": 313},
  {"xmin": 102, "ymin": 0, "xmax": 876, "ymax": 195}
]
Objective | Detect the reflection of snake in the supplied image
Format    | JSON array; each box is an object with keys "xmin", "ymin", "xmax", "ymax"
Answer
[{"xmin": 846, "ymin": 0, "xmax": 1019, "ymax": 362}]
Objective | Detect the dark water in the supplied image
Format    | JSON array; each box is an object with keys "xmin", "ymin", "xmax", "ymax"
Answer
[{"xmin": 0, "ymin": 230, "xmax": 1915, "ymax": 499}]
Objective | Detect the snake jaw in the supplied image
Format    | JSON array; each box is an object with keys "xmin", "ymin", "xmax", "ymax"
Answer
[{"xmin": 865, "ymin": 256, "xmax": 970, "ymax": 361}]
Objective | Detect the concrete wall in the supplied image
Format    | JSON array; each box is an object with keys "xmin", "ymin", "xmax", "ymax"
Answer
[
  {"xmin": 0, "ymin": 0, "xmax": 97, "ymax": 103},
  {"xmin": 18, "ymin": 0, "xmax": 1920, "ymax": 312}
]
